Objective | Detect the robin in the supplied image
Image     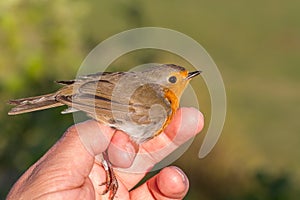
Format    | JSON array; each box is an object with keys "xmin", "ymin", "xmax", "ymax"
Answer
[{"xmin": 8, "ymin": 63, "xmax": 201, "ymax": 199}]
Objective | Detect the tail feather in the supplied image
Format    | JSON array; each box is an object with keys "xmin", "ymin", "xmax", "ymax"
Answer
[{"xmin": 8, "ymin": 93, "xmax": 64, "ymax": 115}]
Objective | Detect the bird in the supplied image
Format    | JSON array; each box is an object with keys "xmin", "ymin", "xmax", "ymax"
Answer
[{"xmin": 8, "ymin": 63, "xmax": 201, "ymax": 199}]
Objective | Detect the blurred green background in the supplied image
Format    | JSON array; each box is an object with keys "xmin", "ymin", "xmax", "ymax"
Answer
[{"xmin": 1, "ymin": 0, "xmax": 300, "ymax": 199}]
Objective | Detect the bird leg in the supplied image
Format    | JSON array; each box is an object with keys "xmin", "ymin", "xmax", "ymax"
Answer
[{"xmin": 100, "ymin": 151, "xmax": 118, "ymax": 199}]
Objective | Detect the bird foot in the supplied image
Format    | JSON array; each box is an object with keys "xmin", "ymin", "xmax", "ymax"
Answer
[{"xmin": 100, "ymin": 153, "xmax": 118, "ymax": 199}]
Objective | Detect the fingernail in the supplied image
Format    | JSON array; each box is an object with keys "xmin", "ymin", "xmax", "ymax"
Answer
[
  {"xmin": 171, "ymin": 166, "xmax": 188, "ymax": 186},
  {"xmin": 107, "ymin": 142, "xmax": 137, "ymax": 168}
]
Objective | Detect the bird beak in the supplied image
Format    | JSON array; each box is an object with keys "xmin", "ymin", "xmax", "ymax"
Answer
[{"xmin": 187, "ymin": 70, "xmax": 202, "ymax": 79}]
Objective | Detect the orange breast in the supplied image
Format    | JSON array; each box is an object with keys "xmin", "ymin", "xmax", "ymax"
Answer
[{"xmin": 153, "ymin": 88, "xmax": 179, "ymax": 137}]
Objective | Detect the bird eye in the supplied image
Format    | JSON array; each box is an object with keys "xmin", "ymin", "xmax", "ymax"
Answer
[{"xmin": 168, "ymin": 76, "xmax": 177, "ymax": 83}]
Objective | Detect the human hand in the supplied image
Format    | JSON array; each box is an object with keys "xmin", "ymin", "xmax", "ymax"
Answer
[{"xmin": 7, "ymin": 107, "xmax": 204, "ymax": 200}]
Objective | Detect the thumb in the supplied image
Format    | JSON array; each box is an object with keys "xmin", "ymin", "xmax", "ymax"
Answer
[{"xmin": 8, "ymin": 120, "xmax": 116, "ymax": 198}]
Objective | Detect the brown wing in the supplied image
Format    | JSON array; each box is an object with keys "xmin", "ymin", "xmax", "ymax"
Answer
[
  {"xmin": 128, "ymin": 83, "xmax": 172, "ymax": 124},
  {"xmin": 56, "ymin": 72, "xmax": 129, "ymax": 125},
  {"xmin": 55, "ymin": 72, "xmax": 172, "ymax": 142}
]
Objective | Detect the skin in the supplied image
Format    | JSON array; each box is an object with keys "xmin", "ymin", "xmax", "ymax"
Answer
[{"xmin": 7, "ymin": 107, "xmax": 204, "ymax": 200}]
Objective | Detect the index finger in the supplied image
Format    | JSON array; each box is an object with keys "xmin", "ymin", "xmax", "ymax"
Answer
[
  {"xmin": 114, "ymin": 107, "xmax": 204, "ymax": 189},
  {"xmin": 142, "ymin": 107, "xmax": 204, "ymax": 153}
]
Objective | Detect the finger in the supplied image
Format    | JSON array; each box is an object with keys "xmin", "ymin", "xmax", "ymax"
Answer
[
  {"xmin": 107, "ymin": 130, "xmax": 138, "ymax": 168},
  {"xmin": 8, "ymin": 120, "xmax": 116, "ymax": 197},
  {"xmin": 74, "ymin": 120, "xmax": 116, "ymax": 156},
  {"xmin": 130, "ymin": 166, "xmax": 189, "ymax": 200},
  {"xmin": 114, "ymin": 107, "xmax": 203, "ymax": 189},
  {"xmin": 165, "ymin": 107, "xmax": 204, "ymax": 145},
  {"xmin": 142, "ymin": 107, "xmax": 204, "ymax": 152},
  {"xmin": 138, "ymin": 107, "xmax": 203, "ymax": 167},
  {"xmin": 44, "ymin": 120, "xmax": 115, "ymax": 174}
]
